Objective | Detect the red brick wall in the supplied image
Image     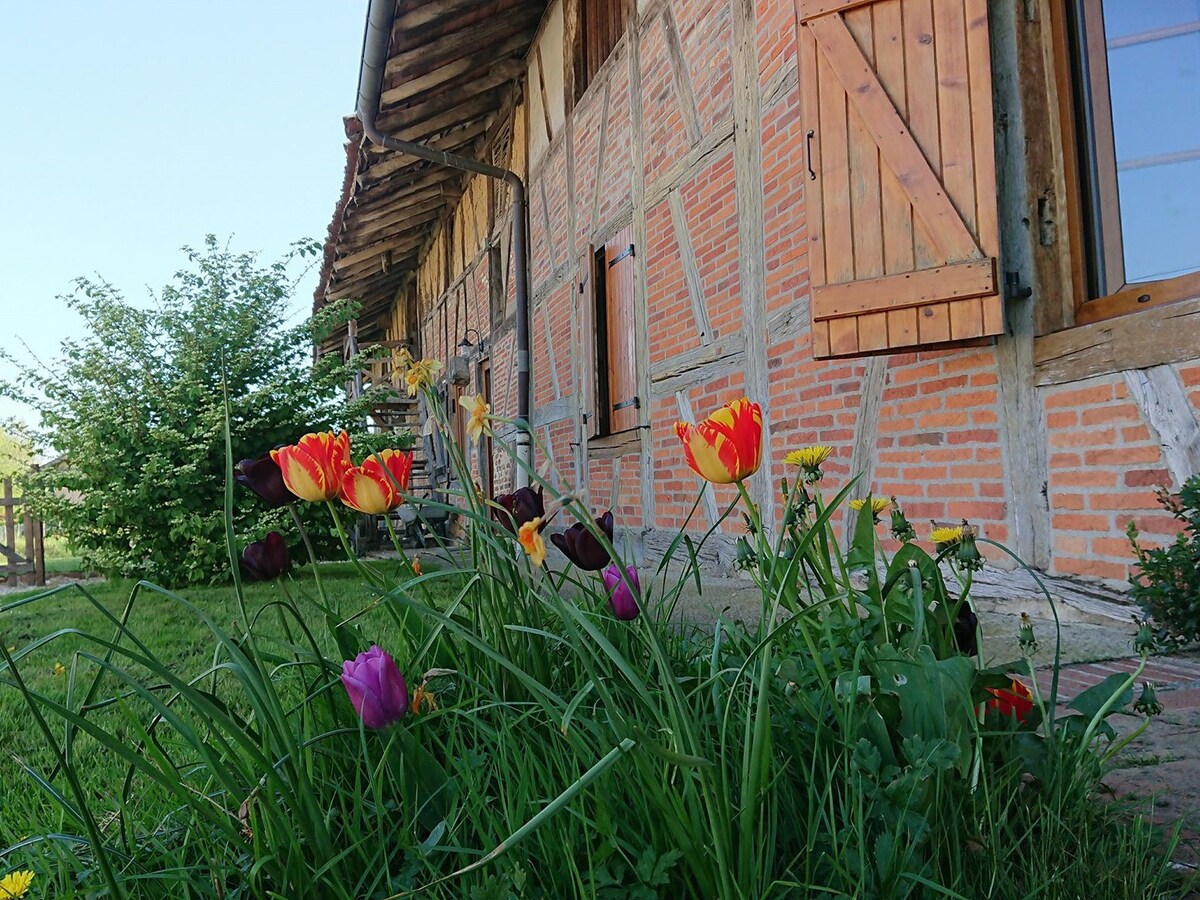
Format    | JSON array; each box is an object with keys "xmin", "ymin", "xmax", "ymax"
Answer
[{"xmin": 405, "ymin": 0, "xmax": 1200, "ymax": 585}]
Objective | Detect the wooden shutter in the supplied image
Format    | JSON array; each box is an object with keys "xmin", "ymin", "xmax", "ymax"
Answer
[
  {"xmin": 605, "ymin": 225, "xmax": 640, "ymax": 433},
  {"xmin": 579, "ymin": 245, "xmax": 602, "ymax": 438},
  {"xmin": 797, "ymin": 0, "xmax": 1003, "ymax": 358}
]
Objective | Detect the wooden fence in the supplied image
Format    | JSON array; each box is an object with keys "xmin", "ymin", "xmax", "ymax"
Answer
[{"xmin": 1, "ymin": 475, "xmax": 45, "ymax": 587}]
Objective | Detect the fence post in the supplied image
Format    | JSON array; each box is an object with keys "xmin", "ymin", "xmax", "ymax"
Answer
[
  {"xmin": 3, "ymin": 478, "xmax": 14, "ymax": 587},
  {"xmin": 32, "ymin": 464, "xmax": 44, "ymax": 586}
]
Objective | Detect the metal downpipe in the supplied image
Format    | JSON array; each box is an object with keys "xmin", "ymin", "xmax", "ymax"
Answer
[{"xmin": 356, "ymin": 0, "xmax": 533, "ymax": 486}]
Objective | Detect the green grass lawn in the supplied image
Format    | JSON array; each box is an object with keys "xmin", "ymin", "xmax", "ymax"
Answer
[{"xmin": 0, "ymin": 560, "xmax": 444, "ymax": 849}]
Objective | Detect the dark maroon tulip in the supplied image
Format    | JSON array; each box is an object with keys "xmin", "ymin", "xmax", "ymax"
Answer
[
  {"xmin": 550, "ymin": 510, "xmax": 614, "ymax": 571},
  {"xmin": 953, "ymin": 601, "xmax": 979, "ymax": 657},
  {"xmin": 492, "ymin": 486, "xmax": 545, "ymax": 533},
  {"xmin": 242, "ymin": 531, "xmax": 290, "ymax": 581},
  {"xmin": 602, "ymin": 564, "xmax": 641, "ymax": 621},
  {"xmin": 235, "ymin": 453, "xmax": 292, "ymax": 508}
]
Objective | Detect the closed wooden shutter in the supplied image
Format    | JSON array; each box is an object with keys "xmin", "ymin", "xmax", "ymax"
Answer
[
  {"xmin": 605, "ymin": 225, "xmax": 639, "ymax": 433},
  {"xmin": 797, "ymin": 0, "xmax": 1003, "ymax": 358}
]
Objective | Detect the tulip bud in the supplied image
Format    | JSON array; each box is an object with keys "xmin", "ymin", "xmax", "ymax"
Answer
[
  {"xmin": 235, "ymin": 453, "xmax": 293, "ymax": 508},
  {"xmin": 242, "ymin": 532, "xmax": 290, "ymax": 581},
  {"xmin": 492, "ymin": 486, "xmax": 545, "ymax": 533},
  {"xmin": 549, "ymin": 510, "xmax": 614, "ymax": 571},
  {"xmin": 341, "ymin": 645, "xmax": 409, "ymax": 729},
  {"xmin": 601, "ymin": 564, "xmax": 641, "ymax": 620}
]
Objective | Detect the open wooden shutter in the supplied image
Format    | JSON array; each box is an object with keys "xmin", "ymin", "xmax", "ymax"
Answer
[
  {"xmin": 605, "ymin": 225, "xmax": 640, "ymax": 433},
  {"xmin": 797, "ymin": 0, "xmax": 1003, "ymax": 358},
  {"xmin": 579, "ymin": 245, "xmax": 602, "ymax": 439}
]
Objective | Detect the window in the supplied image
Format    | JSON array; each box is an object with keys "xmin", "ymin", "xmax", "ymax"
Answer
[
  {"xmin": 1069, "ymin": 1, "xmax": 1200, "ymax": 324},
  {"xmin": 590, "ymin": 225, "xmax": 640, "ymax": 436},
  {"xmin": 573, "ymin": 0, "xmax": 627, "ymax": 99}
]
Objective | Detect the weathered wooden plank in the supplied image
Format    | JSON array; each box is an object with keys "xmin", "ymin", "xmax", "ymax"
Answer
[
  {"xmin": 589, "ymin": 79, "xmax": 612, "ymax": 238},
  {"xmin": 848, "ymin": 356, "xmax": 887, "ymax": 491},
  {"xmin": 813, "ymin": 259, "xmax": 996, "ymax": 319},
  {"xmin": 932, "ymin": 0, "xmax": 976, "ymax": 236},
  {"xmin": 799, "ymin": 0, "xmax": 879, "ymax": 19},
  {"xmin": 732, "ymin": 0, "xmax": 773, "ymax": 524},
  {"xmin": 1122, "ymin": 366, "xmax": 1200, "ymax": 488},
  {"xmin": 667, "ymin": 190, "xmax": 713, "ymax": 344},
  {"xmin": 661, "ymin": 2, "xmax": 703, "ymax": 146},
  {"xmin": 903, "ymin": 0, "xmax": 943, "ymax": 269},
  {"xmin": 809, "ymin": 14, "xmax": 981, "ymax": 264},
  {"xmin": 675, "ymin": 390, "xmax": 720, "ymax": 527},
  {"xmin": 540, "ymin": 300, "xmax": 563, "ymax": 399},
  {"xmin": 1033, "ymin": 295, "xmax": 1200, "ymax": 386},
  {"xmin": 643, "ymin": 117, "xmax": 735, "ymax": 209},
  {"xmin": 652, "ymin": 349, "xmax": 748, "ymax": 398}
]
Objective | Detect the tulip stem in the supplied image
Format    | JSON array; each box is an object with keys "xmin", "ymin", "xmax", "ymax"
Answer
[
  {"xmin": 326, "ymin": 501, "xmax": 388, "ymax": 590},
  {"xmin": 289, "ymin": 504, "xmax": 328, "ymax": 607}
]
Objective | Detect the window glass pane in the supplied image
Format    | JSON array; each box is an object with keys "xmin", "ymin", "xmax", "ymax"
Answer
[{"xmin": 1102, "ymin": 1, "xmax": 1200, "ymax": 283}]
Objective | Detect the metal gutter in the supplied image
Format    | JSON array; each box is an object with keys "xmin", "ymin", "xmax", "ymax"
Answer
[{"xmin": 356, "ymin": 0, "xmax": 533, "ymax": 486}]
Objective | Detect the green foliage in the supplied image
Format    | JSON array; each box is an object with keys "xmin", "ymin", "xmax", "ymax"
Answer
[
  {"xmin": 1128, "ymin": 474, "xmax": 1200, "ymax": 642},
  {"xmin": 1, "ymin": 236, "xmax": 384, "ymax": 585},
  {"xmin": 0, "ymin": 427, "xmax": 32, "ymax": 481},
  {"xmin": 0, "ymin": 394, "xmax": 1187, "ymax": 898}
]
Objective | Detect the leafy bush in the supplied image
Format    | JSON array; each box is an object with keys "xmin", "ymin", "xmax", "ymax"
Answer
[
  {"xmin": 1, "ymin": 236, "xmax": 382, "ymax": 585},
  {"xmin": 1129, "ymin": 474, "xmax": 1200, "ymax": 643}
]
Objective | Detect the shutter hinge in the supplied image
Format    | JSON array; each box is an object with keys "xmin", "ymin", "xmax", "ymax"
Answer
[
  {"xmin": 612, "ymin": 396, "xmax": 641, "ymax": 412},
  {"xmin": 608, "ymin": 244, "xmax": 635, "ymax": 267}
]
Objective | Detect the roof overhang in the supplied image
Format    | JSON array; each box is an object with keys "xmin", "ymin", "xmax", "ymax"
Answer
[{"xmin": 316, "ymin": 0, "xmax": 548, "ymax": 340}]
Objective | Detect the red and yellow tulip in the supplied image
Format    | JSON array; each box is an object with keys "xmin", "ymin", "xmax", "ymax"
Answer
[
  {"xmin": 674, "ymin": 397, "xmax": 763, "ymax": 484},
  {"xmin": 340, "ymin": 449, "xmax": 414, "ymax": 515},
  {"xmin": 271, "ymin": 432, "xmax": 352, "ymax": 503}
]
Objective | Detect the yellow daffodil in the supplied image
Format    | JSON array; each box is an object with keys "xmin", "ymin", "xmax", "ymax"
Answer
[
  {"xmin": 459, "ymin": 393, "xmax": 491, "ymax": 442},
  {"xmin": 849, "ymin": 498, "xmax": 890, "ymax": 514},
  {"xmin": 0, "ymin": 869, "xmax": 34, "ymax": 899},
  {"xmin": 404, "ymin": 358, "xmax": 443, "ymax": 397},
  {"xmin": 930, "ymin": 525, "xmax": 965, "ymax": 548},
  {"xmin": 411, "ymin": 682, "xmax": 438, "ymax": 715},
  {"xmin": 518, "ymin": 517, "xmax": 547, "ymax": 567},
  {"xmin": 390, "ymin": 347, "xmax": 413, "ymax": 386}
]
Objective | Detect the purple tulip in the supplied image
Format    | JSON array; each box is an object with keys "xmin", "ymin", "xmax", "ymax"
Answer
[
  {"xmin": 602, "ymin": 564, "xmax": 641, "ymax": 621},
  {"xmin": 341, "ymin": 645, "xmax": 409, "ymax": 729},
  {"xmin": 242, "ymin": 531, "xmax": 290, "ymax": 581},
  {"xmin": 493, "ymin": 486, "xmax": 545, "ymax": 533},
  {"xmin": 235, "ymin": 453, "xmax": 292, "ymax": 508},
  {"xmin": 551, "ymin": 510, "xmax": 614, "ymax": 571}
]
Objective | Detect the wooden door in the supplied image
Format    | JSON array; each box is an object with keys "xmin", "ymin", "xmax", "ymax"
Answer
[{"xmin": 797, "ymin": 0, "xmax": 1004, "ymax": 357}]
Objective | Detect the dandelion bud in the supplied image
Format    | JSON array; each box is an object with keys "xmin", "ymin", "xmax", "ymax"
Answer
[
  {"xmin": 956, "ymin": 523, "xmax": 984, "ymax": 572},
  {"xmin": 1134, "ymin": 681, "xmax": 1163, "ymax": 717},
  {"xmin": 1018, "ymin": 612, "xmax": 1039, "ymax": 655},
  {"xmin": 889, "ymin": 500, "xmax": 916, "ymax": 542},
  {"xmin": 1134, "ymin": 618, "xmax": 1156, "ymax": 656}
]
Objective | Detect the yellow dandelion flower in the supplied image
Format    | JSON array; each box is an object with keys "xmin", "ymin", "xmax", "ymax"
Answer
[
  {"xmin": 930, "ymin": 525, "xmax": 965, "ymax": 547},
  {"xmin": 52, "ymin": 662, "xmax": 66, "ymax": 677},
  {"xmin": 458, "ymin": 393, "xmax": 491, "ymax": 442},
  {"xmin": 849, "ymin": 498, "xmax": 890, "ymax": 514},
  {"xmin": 784, "ymin": 445, "xmax": 833, "ymax": 469},
  {"xmin": 518, "ymin": 517, "xmax": 547, "ymax": 567},
  {"xmin": 0, "ymin": 869, "xmax": 35, "ymax": 899}
]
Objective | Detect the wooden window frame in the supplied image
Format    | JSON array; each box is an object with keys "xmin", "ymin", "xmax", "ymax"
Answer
[
  {"xmin": 1061, "ymin": 0, "xmax": 1200, "ymax": 327},
  {"xmin": 589, "ymin": 235, "xmax": 641, "ymax": 439}
]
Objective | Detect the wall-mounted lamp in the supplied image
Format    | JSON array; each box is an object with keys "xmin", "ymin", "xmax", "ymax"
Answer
[{"xmin": 457, "ymin": 327, "xmax": 483, "ymax": 357}]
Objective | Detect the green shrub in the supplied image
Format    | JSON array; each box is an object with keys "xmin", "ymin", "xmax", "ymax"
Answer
[
  {"xmin": 1, "ymin": 236, "xmax": 384, "ymax": 585},
  {"xmin": 1128, "ymin": 474, "xmax": 1200, "ymax": 643}
]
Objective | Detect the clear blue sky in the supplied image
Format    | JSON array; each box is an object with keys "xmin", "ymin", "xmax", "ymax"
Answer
[{"xmin": 0, "ymin": 2, "xmax": 366, "ymax": 426}]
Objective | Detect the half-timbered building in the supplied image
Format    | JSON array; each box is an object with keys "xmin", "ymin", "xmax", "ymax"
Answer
[{"xmin": 316, "ymin": 0, "xmax": 1200, "ymax": 584}]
